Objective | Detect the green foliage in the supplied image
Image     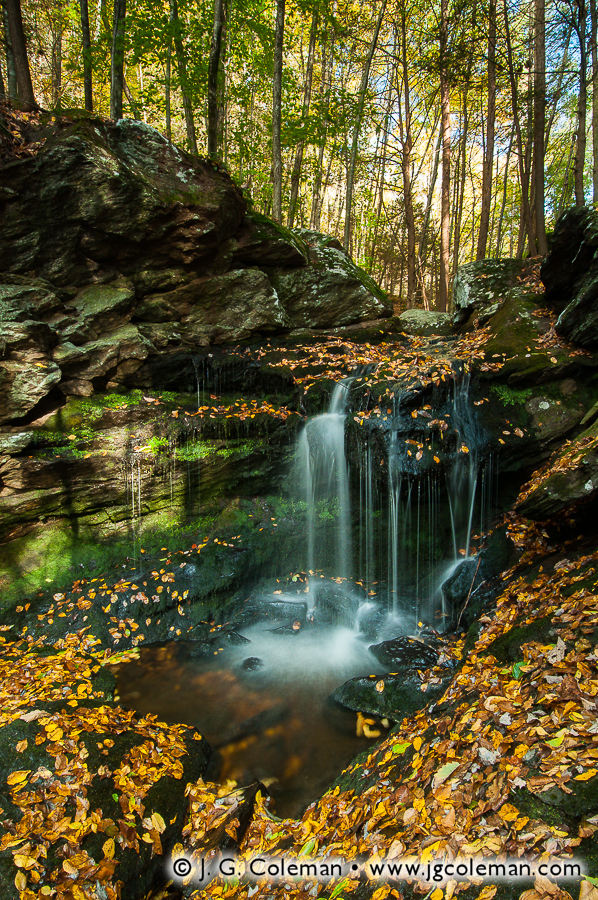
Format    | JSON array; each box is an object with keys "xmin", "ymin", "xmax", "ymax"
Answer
[{"xmin": 490, "ymin": 385, "xmax": 533, "ymax": 407}]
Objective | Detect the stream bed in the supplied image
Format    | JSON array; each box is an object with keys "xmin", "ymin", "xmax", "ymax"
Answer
[{"xmin": 114, "ymin": 620, "xmax": 387, "ymax": 818}]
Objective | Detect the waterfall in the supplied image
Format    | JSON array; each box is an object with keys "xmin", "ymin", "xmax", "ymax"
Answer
[
  {"xmin": 298, "ymin": 380, "xmax": 353, "ymax": 582},
  {"xmin": 446, "ymin": 370, "xmax": 480, "ymax": 562},
  {"xmin": 295, "ymin": 368, "xmax": 488, "ymax": 631}
]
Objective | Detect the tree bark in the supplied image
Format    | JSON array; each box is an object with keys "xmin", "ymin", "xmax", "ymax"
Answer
[
  {"xmin": 310, "ymin": 29, "xmax": 335, "ymax": 230},
  {"xmin": 110, "ymin": 0, "xmax": 126, "ymax": 120},
  {"xmin": 51, "ymin": 9, "xmax": 63, "ymax": 107},
  {"xmin": 438, "ymin": 0, "xmax": 450, "ymax": 311},
  {"xmin": 398, "ymin": 6, "xmax": 416, "ymax": 303},
  {"xmin": 592, "ymin": 0, "xmax": 598, "ymax": 202},
  {"xmin": 169, "ymin": 0, "xmax": 197, "ymax": 152},
  {"xmin": 2, "ymin": 1, "xmax": 16, "ymax": 102},
  {"xmin": 533, "ymin": 0, "xmax": 548, "ymax": 253},
  {"xmin": 4, "ymin": 0, "xmax": 35, "ymax": 109},
  {"xmin": 272, "ymin": 0, "xmax": 285, "ymax": 223},
  {"xmin": 343, "ymin": 0, "xmax": 387, "ymax": 252},
  {"xmin": 208, "ymin": 0, "xmax": 225, "ymax": 160},
  {"xmin": 287, "ymin": 7, "xmax": 318, "ymax": 228},
  {"xmin": 503, "ymin": 0, "xmax": 537, "ymax": 255},
  {"xmin": 80, "ymin": 0, "xmax": 93, "ymax": 111},
  {"xmin": 574, "ymin": 0, "xmax": 588, "ymax": 206},
  {"xmin": 418, "ymin": 125, "xmax": 442, "ymax": 303},
  {"xmin": 165, "ymin": 40, "xmax": 172, "ymax": 141},
  {"xmin": 476, "ymin": 0, "xmax": 495, "ymax": 260}
]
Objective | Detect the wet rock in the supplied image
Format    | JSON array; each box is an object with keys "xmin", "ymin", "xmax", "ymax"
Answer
[
  {"xmin": 0, "ymin": 276, "xmax": 63, "ymax": 321},
  {"xmin": 269, "ymin": 230, "xmax": 391, "ymax": 328},
  {"xmin": 368, "ymin": 636, "xmax": 440, "ymax": 671},
  {"xmin": 398, "ymin": 309, "xmax": 455, "ymax": 336},
  {"xmin": 179, "ymin": 269, "xmax": 290, "ymax": 345},
  {"xmin": 541, "ymin": 206, "xmax": 598, "ymax": 347},
  {"xmin": 60, "ymin": 280, "xmax": 135, "ymax": 343},
  {"xmin": 312, "ymin": 582, "xmax": 363, "ymax": 628},
  {"xmin": 0, "ymin": 118, "xmax": 246, "ymax": 285},
  {"xmin": 0, "ymin": 358, "xmax": 62, "ymax": 424},
  {"xmin": 453, "ymin": 258, "xmax": 533, "ymax": 327},
  {"xmin": 331, "ymin": 670, "xmax": 449, "ymax": 720},
  {"xmin": 516, "ymin": 417, "xmax": 598, "ymax": 518},
  {"xmin": 442, "ymin": 558, "xmax": 482, "ymax": 610},
  {"xmin": 239, "ymin": 598, "xmax": 308, "ymax": 626},
  {"xmin": 356, "ymin": 603, "xmax": 386, "ymax": 641},
  {"xmin": 231, "ymin": 212, "xmax": 309, "ymax": 267},
  {"xmin": 241, "ymin": 656, "xmax": 264, "ymax": 671}
]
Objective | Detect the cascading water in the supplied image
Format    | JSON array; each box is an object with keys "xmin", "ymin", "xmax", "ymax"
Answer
[
  {"xmin": 446, "ymin": 370, "xmax": 480, "ymax": 562},
  {"xmin": 297, "ymin": 380, "xmax": 353, "ymax": 584},
  {"xmin": 296, "ymin": 366, "xmax": 490, "ymax": 630}
]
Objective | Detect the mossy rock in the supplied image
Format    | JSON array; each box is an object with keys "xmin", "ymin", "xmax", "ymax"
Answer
[{"xmin": 485, "ymin": 615, "xmax": 557, "ymax": 663}]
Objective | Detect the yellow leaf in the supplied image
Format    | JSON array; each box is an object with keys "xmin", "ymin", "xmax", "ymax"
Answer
[
  {"xmin": 413, "ymin": 736, "xmax": 422, "ymax": 751},
  {"xmin": 15, "ymin": 740, "xmax": 27, "ymax": 753},
  {"xmin": 498, "ymin": 803, "xmax": 520, "ymax": 822},
  {"xmin": 14, "ymin": 871, "xmax": 27, "ymax": 892},
  {"xmin": 375, "ymin": 680, "xmax": 385, "ymax": 693},
  {"xmin": 102, "ymin": 838, "xmax": 115, "ymax": 859},
  {"xmin": 7, "ymin": 770, "xmax": 30, "ymax": 786},
  {"xmin": 152, "ymin": 812, "xmax": 166, "ymax": 833},
  {"xmin": 575, "ymin": 769, "xmax": 598, "ymax": 781}
]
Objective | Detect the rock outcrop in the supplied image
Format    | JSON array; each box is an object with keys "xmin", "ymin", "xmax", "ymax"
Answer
[
  {"xmin": 0, "ymin": 114, "xmax": 391, "ymax": 422},
  {"xmin": 542, "ymin": 206, "xmax": 598, "ymax": 347}
]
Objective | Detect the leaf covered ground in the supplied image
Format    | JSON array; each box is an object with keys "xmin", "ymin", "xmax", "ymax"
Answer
[{"xmin": 3, "ymin": 304, "xmax": 598, "ymax": 900}]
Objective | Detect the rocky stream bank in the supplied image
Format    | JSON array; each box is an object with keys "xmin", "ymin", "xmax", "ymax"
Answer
[{"xmin": 3, "ymin": 108, "xmax": 598, "ymax": 900}]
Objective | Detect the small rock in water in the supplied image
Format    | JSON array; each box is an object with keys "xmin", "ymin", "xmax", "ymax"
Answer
[
  {"xmin": 241, "ymin": 657, "xmax": 264, "ymax": 671},
  {"xmin": 369, "ymin": 636, "xmax": 439, "ymax": 670}
]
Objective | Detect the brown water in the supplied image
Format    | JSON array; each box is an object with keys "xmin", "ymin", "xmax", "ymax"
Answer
[{"xmin": 114, "ymin": 624, "xmax": 384, "ymax": 818}]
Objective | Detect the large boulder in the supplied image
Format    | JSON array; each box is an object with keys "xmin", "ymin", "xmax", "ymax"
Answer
[
  {"xmin": 542, "ymin": 206, "xmax": 598, "ymax": 347},
  {"xmin": 453, "ymin": 258, "xmax": 535, "ymax": 326},
  {"xmin": 231, "ymin": 213, "xmax": 309, "ymax": 268},
  {"xmin": 516, "ymin": 417, "xmax": 598, "ymax": 518},
  {"xmin": 270, "ymin": 228, "xmax": 392, "ymax": 328},
  {"xmin": 0, "ymin": 117, "xmax": 246, "ymax": 286}
]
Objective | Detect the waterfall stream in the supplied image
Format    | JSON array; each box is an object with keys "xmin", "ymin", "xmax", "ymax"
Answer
[{"xmin": 116, "ymin": 367, "xmax": 489, "ymax": 816}]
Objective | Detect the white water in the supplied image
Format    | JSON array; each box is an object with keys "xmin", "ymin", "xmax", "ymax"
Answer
[{"xmin": 297, "ymin": 380, "xmax": 353, "ymax": 581}]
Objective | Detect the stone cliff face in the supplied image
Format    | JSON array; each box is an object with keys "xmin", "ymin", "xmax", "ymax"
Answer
[{"xmin": 0, "ymin": 115, "xmax": 391, "ymax": 421}]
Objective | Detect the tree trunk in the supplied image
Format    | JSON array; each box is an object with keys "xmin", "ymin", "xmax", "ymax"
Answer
[
  {"xmin": 272, "ymin": 0, "xmax": 285, "ymax": 223},
  {"xmin": 218, "ymin": 2, "xmax": 230, "ymax": 163},
  {"xmin": 398, "ymin": 6, "xmax": 416, "ymax": 303},
  {"xmin": 4, "ymin": 0, "xmax": 35, "ymax": 109},
  {"xmin": 208, "ymin": 0, "xmax": 225, "ymax": 160},
  {"xmin": 51, "ymin": 9, "xmax": 63, "ymax": 107},
  {"xmin": 476, "ymin": 0, "xmax": 495, "ymax": 260},
  {"xmin": 287, "ymin": 7, "xmax": 318, "ymax": 228},
  {"xmin": 110, "ymin": 0, "xmax": 126, "ymax": 120},
  {"xmin": 418, "ymin": 126, "xmax": 442, "ymax": 301},
  {"xmin": 165, "ymin": 40, "xmax": 172, "ymax": 140},
  {"xmin": 503, "ymin": 0, "xmax": 537, "ymax": 255},
  {"xmin": 574, "ymin": 0, "xmax": 588, "ymax": 206},
  {"xmin": 2, "ymin": 1, "xmax": 16, "ymax": 102},
  {"xmin": 438, "ymin": 0, "xmax": 450, "ymax": 311},
  {"xmin": 169, "ymin": 0, "xmax": 197, "ymax": 154},
  {"xmin": 310, "ymin": 30, "xmax": 335, "ymax": 230},
  {"xmin": 343, "ymin": 0, "xmax": 387, "ymax": 252},
  {"xmin": 533, "ymin": 0, "xmax": 548, "ymax": 253},
  {"xmin": 80, "ymin": 0, "xmax": 93, "ymax": 111},
  {"xmin": 495, "ymin": 122, "xmax": 514, "ymax": 256},
  {"xmin": 453, "ymin": 83, "xmax": 470, "ymax": 273},
  {"xmin": 592, "ymin": 0, "xmax": 598, "ymax": 202}
]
